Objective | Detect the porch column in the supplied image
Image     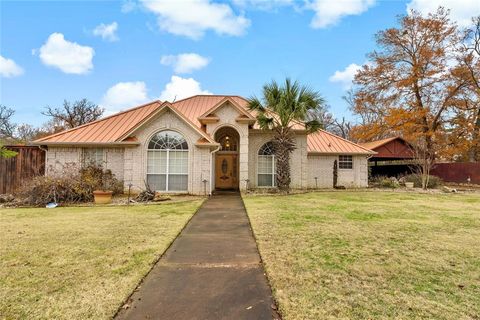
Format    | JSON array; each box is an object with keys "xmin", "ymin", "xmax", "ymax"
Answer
[{"xmin": 239, "ymin": 133, "xmax": 249, "ymax": 191}]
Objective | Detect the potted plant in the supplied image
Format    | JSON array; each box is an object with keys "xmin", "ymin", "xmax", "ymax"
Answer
[
  {"xmin": 93, "ymin": 169, "xmax": 113, "ymax": 204},
  {"xmin": 93, "ymin": 189, "xmax": 113, "ymax": 204},
  {"xmin": 405, "ymin": 182, "xmax": 414, "ymax": 189}
]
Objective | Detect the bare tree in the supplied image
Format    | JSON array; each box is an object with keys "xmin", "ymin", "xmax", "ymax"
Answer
[
  {"xmin": 42, "ymin": 99, "xmax": 104, "ymax": 129},
  {"xmin": 307, "ymin": 103, "xmax": 334, "ymax": 129},
  {"xmin": 15, "ymin": 123, "xmax": 40, "ymax": 143},
  {"xmin": 410, "ymin": 137, "xmax": 437, "ymax": 189},
  {"xmin": 0, "ymin": 105, "xmax": 16, "ymax": 140},
  {"xmin": 329, "ymin": 117, "xmax": 353, "ymax": 140}
]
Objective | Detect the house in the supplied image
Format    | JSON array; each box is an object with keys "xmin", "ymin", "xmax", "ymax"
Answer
[{"xmin": 33, "ymin": 95, "xmax": 375, "ymax": 194}]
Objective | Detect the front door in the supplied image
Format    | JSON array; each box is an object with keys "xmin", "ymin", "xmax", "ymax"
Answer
[{"xmin": 215, "ymin": 154, "xmax": 238, "ymax": 189}]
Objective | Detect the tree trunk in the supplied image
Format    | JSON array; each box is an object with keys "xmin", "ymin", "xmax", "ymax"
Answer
[{"xmin": 273, "ymin": 127, "xmax": 296, "ymax": 193}]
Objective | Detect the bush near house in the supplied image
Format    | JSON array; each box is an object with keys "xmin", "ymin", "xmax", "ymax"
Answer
[
  {"xmin": 18, "ymin": 163, "xmax": 123, "ymax": 206},
  {"xmin": 369, "ymin": 175, "xmax": 400, "ymax": 188},
  {"xmin": 404, "ymin": 174, "xmax": 442, "ymax": 189}
]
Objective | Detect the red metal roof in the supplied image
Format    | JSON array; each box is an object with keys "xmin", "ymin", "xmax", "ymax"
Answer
[
  {"xmin": 35, "ymin": 101, "xmax": 161, "ymax": 143},
  {"xmin": 34, "ymin": 95, "xmax": 373, "ymax": 154},
  {"xmin": 307, "ymin": 130, "xmax": 375, "ymax": 154},
  {"xmin": 360, "ymin": 137, "xmax": 413, "ymax": 159},
  {"xmin": 173, "ymin": 95, "xmax": 248, "ymax": 127}
]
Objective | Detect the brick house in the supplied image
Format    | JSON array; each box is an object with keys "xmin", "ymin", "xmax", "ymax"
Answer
[{"xmin": 33, "ymin": 95, "xmax": 374, "ymax": 194}]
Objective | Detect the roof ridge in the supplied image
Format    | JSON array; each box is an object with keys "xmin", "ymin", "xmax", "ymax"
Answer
[
  {"xmin": 314, "ymin": 129, "xmax": 375, "ymax": 153},
  {"xmin": 171, "ymin": 94, "xmax": 247, "ymax": 105},
  {"xmin": 35, "ymin": 100, "xmax": 162, "ymax": 142}
]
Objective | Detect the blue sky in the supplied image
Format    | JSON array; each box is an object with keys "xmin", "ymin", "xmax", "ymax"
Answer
[{"xmin": 1, "ymin": 0, "xmax": 479, "ymax": 126}]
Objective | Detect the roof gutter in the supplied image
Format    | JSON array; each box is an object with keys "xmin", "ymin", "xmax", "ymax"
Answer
[
  {"xmin": 31, "ymin": 141, "xmax": 140, "ymax": 147},
  {"xmin": 307, "ymin": 151, "xmax": 377, "ymax": 156}
]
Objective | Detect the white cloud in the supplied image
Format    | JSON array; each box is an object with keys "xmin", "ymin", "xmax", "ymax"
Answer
[
  {"xmin": 407, "ymin": 0, "xmax": 480, "ymax": 27},
  {"xmin": 0, "ymin": 55, "xmax": 24, "ymax": 78},
  {"xmin": 93, "ymin": 22, "xmax": 119, "ymax": 41},
  {"xmin": 329, "ymin": 63, "xmax": 362, "ymax": 89},
  {"xmin": 101, "ymin": 81, "xmax": 149, "ymax": 114},
  {"xmin": 39, "ymin": 33, "xmax": 94, "ymax": 74},
  {"xmin": 233, "ymin": 0, "xmax": 293, "ymax": 11},
  {"xmin": 160, "ymin": 76, "xmax": 212, "ymax": 101},
  {"xmin": 308, "ymin": 0, "xmax": 376, "ymax": 28},
  {"xmin": 121, "ymin": 0, "xmax": 137, "ymax": 13},
  {"xmin": 140, "ymin": 0, "xmax": 250, "ymax": 39},
  {"xmin": 160, "ymin": 53, "xmax": 210, "ymax": 74}
]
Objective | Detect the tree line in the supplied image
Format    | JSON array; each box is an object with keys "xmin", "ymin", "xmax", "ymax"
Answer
[{"xmin": 0, "ymin": 99, "xmax": 104, "ymax": 144}]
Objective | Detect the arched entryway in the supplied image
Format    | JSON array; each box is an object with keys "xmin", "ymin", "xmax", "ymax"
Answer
[{"xmin": 214, "ymin": 126, "xmax": 240, "ymax": 190}]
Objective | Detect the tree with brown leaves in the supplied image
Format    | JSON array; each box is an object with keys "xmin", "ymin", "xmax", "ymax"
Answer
[
  {"xmin": 350, "ymin": 8, "xmax": 475, "ymax": 187},
  {"xmin": 450, "ymin": 16, "xmax": 480, "ymax": 161}
]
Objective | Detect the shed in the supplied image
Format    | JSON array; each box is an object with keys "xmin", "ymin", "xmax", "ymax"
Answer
[{"xmin": 360, "ymin": 137, "xmax": 414, "ymax": 177}]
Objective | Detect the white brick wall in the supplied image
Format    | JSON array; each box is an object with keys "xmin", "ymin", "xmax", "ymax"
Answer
[
  {"xmin": 45, "ymin": 147, "xmax": 81, "ymax": 173},
  {"xmin": 307, "ymin": 154, "xmax": 368, "ymax": 188},
  {"xmin": 248, "ymin": 131, "xmax": 308, "ymax": 189},
  {"xmin": 45, "ymin": 147, "xmax": 125, "ymax": 181}
]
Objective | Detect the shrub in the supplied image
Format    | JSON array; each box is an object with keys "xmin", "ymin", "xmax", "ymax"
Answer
[
  {"xmin": 370, "ymin": 175, "xmax": 400, "ymax": 188},
  {"xmin": 19, "ymin": 163, "xmax": 123, "ymax": 206},
  {"xmin": 403, "ymin": 174, "xmax": 442, "ymax": 189}
]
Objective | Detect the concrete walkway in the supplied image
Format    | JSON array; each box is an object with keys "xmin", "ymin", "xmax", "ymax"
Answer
[{"xmin": 116, "ymin": 193, "xmax": 278, "ymax": 320}]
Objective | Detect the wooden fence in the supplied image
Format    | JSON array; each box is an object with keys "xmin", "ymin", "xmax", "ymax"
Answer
[
  {"xmin": 431, "ymin": 162, "xmax": 480, "ymax": 184},
  {"xmin": 0, "ymin": 146, "xmax": 46, "ymax": 194}
]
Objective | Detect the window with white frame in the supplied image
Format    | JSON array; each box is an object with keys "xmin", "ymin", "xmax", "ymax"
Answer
[
  {"xmin": 258, "ymin": 142, "xmax": 277, "ymax": 187},
  {"xmin": 147, "ymin": 130, "xmax": 188, "ymax": 191},
  {"xmin": 83, "ymin": 148, "xmax": 104, "ymax": 167},
  {"xmin": 339, "ymin": 155, "xmax": 353, "ymax": 169}
]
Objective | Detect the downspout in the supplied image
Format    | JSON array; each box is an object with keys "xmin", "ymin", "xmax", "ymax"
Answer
[{"xmin": 209, "ymin": 145, "xmax": 221, "ymax": 195}]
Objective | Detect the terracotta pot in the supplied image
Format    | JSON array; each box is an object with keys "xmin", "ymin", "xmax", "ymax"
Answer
[
  {"xmin": 93, "ymin": 190, "xmax": 113, "ymax": 204},
  {"xmin": 405, "ymin": 182, "xmax": 414, "ymax": 189}
]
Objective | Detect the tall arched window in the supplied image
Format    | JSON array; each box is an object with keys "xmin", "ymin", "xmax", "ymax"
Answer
[
  {"xmin": 147, "ymin": 130, "xmax": 188, "ymax": 191},
  {"xmin": 258, "ymin": 142, "xmax": 276, "ymax": 187}
]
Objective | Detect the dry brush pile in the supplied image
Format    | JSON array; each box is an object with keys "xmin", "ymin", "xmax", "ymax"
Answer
[{"xmin": 18, "ymin": 163, "xmax": 123, "ymax": 206}]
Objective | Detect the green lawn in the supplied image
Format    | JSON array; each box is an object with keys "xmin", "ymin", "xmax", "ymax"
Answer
[
  {"xmin": 243, "ymin": 191, "xmax": 480, "ymax": 320},
  {"xmin": 0, "ymin": 200, "xmax": 203, "ymax": 320}
]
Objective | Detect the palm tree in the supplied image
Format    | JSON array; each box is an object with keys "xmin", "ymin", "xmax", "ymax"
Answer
[{"xmin": 248, "ymin": 78, "xmax": 325, "ymax": 192}]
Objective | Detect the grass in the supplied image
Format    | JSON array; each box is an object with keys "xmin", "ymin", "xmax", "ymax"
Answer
[
  {"xmin": 243, "ymin": 191, "xmax": 480, "ymax": 320},
  {"xmin": 0, "ymin": 200, "xmax": 203, "ymax": 320}
]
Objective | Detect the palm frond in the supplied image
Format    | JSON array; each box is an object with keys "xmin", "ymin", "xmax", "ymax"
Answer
[
  {"xmin": 256, "ymin": 113, "xmax": 275, "ymax": 130},
  {"xmin": 304, "ymin": 119, "xmax": 322, "ymax": 134},
  {"xmin": 247, "ymin": 96, "xmax": 264, "ymax": 112}
]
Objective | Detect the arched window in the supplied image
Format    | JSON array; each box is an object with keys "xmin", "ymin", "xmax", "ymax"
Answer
[
  {"xmin": 258, "ymin": 142, "xmax": 276, "ymax": 187},
  {"xmin": 147, "ymin": 130, "xmax": 188, "ymax": 191}
]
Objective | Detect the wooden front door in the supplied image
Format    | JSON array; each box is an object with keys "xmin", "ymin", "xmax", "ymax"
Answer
[{"xmin": 215, "ymin": 154, "xmax": 238, "ymax": 189}]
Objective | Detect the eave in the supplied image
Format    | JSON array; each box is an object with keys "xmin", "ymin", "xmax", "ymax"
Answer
[
  {"xmin": 235, "ymin": 116, "xmax": 256, "ymax": 124},
  {"xmin": 31, "ymin": 141, "xmax": 140, "ymax": 147},
  {"xmin": 198, "ymin": 116, "xmax": 220, "ymax": 124},
  {"xmin": 307, "ymin": 151, "xmax": 377, "ymax": 156}
]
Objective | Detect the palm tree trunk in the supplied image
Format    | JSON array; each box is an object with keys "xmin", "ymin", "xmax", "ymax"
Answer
[{"xmin": 273, "ymin": 127, "xmax": 296, "ymax": 192}]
